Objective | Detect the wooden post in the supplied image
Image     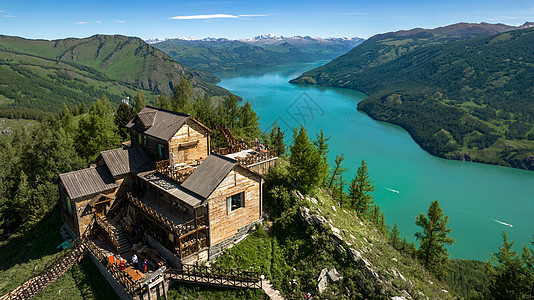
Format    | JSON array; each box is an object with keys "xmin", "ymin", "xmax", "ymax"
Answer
[{"xmin": 162, "ymin": 280, "xmax": 168, "ymax": 300}]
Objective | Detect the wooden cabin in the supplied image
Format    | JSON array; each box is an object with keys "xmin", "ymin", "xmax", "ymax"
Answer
[{"xmin": 59, "ymin": 106, "xmax": 276, "ymax": 265}]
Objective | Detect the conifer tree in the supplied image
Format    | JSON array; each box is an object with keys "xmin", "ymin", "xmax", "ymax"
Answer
[
  {"xmin": 172, "ymin": 76, "xmax": 193, "ymax": 112},
  {"xmin": 115, "ymin": 102, "xmax": 135, "ymax": 140},
  {"xmin": 289, "ymin": 125, "xmax": 324, "ymax": 193},
  {"xmin": 76, "ymin": 96, "xmax": 121, "ymax": 160},
  {"xmin": 349, "ymin": 159, "xmax": 375, "ymax": 215},
  {"xmin": 238, "ymin": 101, "xmax": 261, "ymax": 139},
  {"xmin": 329, "ymin": 154, "xmax": 347, "ymax": 188},
  {"xmin": 488, "ymin": 231, "xmax": 532, "ymax": 299},
  {"xmin": 390, "ymin": 223, "xmax": 401, "ymax": 249},
  {"xmin": 132, "ymin": 90, "xmax": 147, "ymax": 113},
  {"xmin": 154, "ymin": 94, "xmax": 172, "ymax": 110},
  {"xmin": 314, "ymin": 129, "xmax": 330, "ymax": 183},
  {"xmin": 268, "ymin": 122, "xmax": 285, "ymax": 156},
  {"xmin": 415, "ymin": 200, "xmax": 455, "ymax": 279}
]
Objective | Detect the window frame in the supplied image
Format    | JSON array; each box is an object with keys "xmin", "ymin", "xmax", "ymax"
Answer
[{"xmin": 226, "ymin": 191, "xmax": 245, "ymax": 214}]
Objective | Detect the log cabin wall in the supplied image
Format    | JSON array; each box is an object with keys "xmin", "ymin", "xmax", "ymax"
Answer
[
  {"xmin": 207, "ymin": 166, "xmax": 261, "ymax": 250},
  {"xmin": 59, "ymin": 182, "xmax": 78, "ymax": 236},
  {"xmin": 134, "ymin": 130, "xmax": 168, "ymax": 161},
  {"xmin": 169, "ymin": 119, "xmax": 209, "ymax": 164},
  {"xmin": 74, "ymin": 188, "xmax": 117, "ymax": 235}
]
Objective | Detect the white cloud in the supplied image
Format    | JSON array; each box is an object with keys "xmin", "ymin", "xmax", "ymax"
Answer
[
  {"xmin": 117, "ymin": 20, "xmax": 127, "ymax": 23},
  {"xmin": 170, "ymin": 14, "xmax": 238, "ymax": 20},
  {"xmin": 170, "ymin": 13, "xmax": 266, "ymax": 20},
  {"xmin": 76, "ymin": 21, "xmax": 89, "ymax": 24},
  {"xmin": 2, "ymin": 15, "xmax": 16, "ymax": 18},
  {"xmin": 0, "ymin": 10, "xmax": 4, "ymax": 13},
  {"xmin": 95, "ymin": 20, "xmax": 102, "ymax": 23}
]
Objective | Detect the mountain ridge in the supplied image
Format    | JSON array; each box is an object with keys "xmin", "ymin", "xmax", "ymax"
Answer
[{"xmin": 291, "ymin": 24, "xmax": 534, "ymax": 170}]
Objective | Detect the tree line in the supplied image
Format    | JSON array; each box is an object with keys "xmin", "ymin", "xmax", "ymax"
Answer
[{"xmin": 0, "ymin": 76, "xmax": 262, "ymax": 236}]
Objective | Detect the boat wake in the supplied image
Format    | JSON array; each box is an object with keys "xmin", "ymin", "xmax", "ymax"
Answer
[
  {"xmin": 384, "ymin": 188, "xmax": 400, "ymax": 194},
  {"xmin": 493, "ymin": 219, "xmax": 513, "ymax": 228}
]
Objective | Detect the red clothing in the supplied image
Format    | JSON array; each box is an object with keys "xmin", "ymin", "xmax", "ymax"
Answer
[{"xmin": 120, "ymin": 260, "xmax": 125, "ymax": 270}]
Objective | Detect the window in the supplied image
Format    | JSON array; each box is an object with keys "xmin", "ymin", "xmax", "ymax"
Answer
[
  {"xmin": 138, "ymin": 133, "xmax": 142, "ymax": 144},
  {"xmin": 66, "ymin": 196, "xmax": 72, "ymax": 215},
  {"xmin": 143, "ymin": 135, "xmax": 147, "ymax": 145},
  {"xmin": 227, "ymin": 192, "xmax": 244, "ymax": 214},
  {"xmin": 158, "ymin": 144, "xmax": 163, "ymax": 157}
]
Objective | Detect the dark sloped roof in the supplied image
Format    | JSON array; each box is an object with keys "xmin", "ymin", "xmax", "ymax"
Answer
[
  {"xmin": 137, "ymin": 110, "xmax": 157, "ymax": 128},
  {"xmin": 100, "ymin": 146, "xmax": 152, "ymax": 177},
  {"xmin": 126, "ymin": 106, "xmax": 190, "ymax": 141},
  {"xmin": 139, "ymin": 171, "xmax": 203, "ymax": 208},
  {"xmin": 181, "ymin": 154, "xmax": 237, "ymax": 199},
  {"xmin": 59, "ymin": 166, "xmax": 117, "ymax": 200}
]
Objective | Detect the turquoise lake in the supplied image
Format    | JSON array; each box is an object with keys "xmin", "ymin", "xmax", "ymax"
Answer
[{"xmin": 216, "ymin": 61, "xmax": 534, "ymax": 260}]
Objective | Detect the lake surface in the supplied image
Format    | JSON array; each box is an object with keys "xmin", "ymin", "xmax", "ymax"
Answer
[{"xmin": 216, "ymin": 61, "xmax": 534, "ymax": 260}]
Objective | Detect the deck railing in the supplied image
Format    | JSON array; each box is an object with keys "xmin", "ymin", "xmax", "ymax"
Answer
[
  {"xmin": 166, "ymin": 264, "xmax": 262, "ymax": 289},
  {"xmin": 127, "ymin": 193, "xmax": 206, "ymax": 238},
  {"xmin": 155, "ymin": 160, "xmax": 195, "ymax": 183},
  {"xmin": 86, "ymin": 240, "xmax": 143, "ymax": 295},
  {"xmin": 95, "ymin": 217, "xmax": 121, "ymax": 253}
]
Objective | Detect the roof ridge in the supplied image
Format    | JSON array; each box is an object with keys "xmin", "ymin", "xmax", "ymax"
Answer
[{"xmin": 145, "ymin": 105, "xmax": 190, "ymax": 118}]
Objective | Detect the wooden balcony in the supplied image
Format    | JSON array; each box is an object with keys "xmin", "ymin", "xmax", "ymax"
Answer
[
  {"xmin": 127, "ymin": 193, "xmax": 206, "ymax": 238},
  {"xmin": 155, "ymin": 160, "xmax": 196, "ymax": 183}
]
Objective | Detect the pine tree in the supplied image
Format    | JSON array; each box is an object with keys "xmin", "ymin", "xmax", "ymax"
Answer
[
  {"xmin": 329, "ymin": 154, "xmax": 347, "ymax": 188},
  {"xmin": 237, "ymin": 101, "xmax": 261, "ymax": 140},
  {"xmin": 115, "ymin": 102, "xmax": 136, "ymax": 141},
  {"xmin": 76, "ymin": 96, "xmax": 121, "ymax": 160},
  {"xmin": 415, "ymin": 200, "xmax": 455, "ymax": 279},
  {"xmin": 488, "ymin": 231, "xmax": 532, "ymax": 299},
  {"xmin": 289, "ymin": 125, "xmax": 324, "ymax": 193},
  {"xmin": 390, "ymin": 223, "xmax": 401, "ymax": 249},
  {"xmin": 172, "ymin": 76, "xmax": 193, "ymax": 112},
  {"xmin": 154, "ymin": 94, "xmax": 172, "ymax": 110},
  {"xmin": 349, "ymin": 159, "xmax": 375, "ymax": 215},
  {"xmin": 132, "ymin": 90, "xmax": 147, "ymax": 113},
  {"xmin": 314, "ymin": 129, "xmax": 330, "ymax": 184}
]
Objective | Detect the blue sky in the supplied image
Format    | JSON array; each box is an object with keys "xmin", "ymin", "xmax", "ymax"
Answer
[{"xmin": 1, "ymin": 0, "xmax": 533, "ymax": 40}]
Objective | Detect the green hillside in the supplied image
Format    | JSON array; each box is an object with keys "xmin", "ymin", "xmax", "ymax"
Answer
[
  {"xmin": 153, "ymin": 36, "xmax": 363, "ymax": 72},
  {"xmin": 0, "ymin": 34, "xmax": 231, "ymax": 116},
  {"xmin": 291, "ymin": 22, "xmax": 516, "ymax": 83},
  {"xmin": 291, "ymin": 24, "xmax": 534, "ymax": 170}
]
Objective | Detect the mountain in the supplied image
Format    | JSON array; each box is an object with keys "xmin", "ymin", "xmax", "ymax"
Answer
[
  {"xmin": 291, "ymin": 22, "xmax": 518, "ymax": 85},
  {"xmin": 243, "ymin": 35, "xmax": 365, "ymax": 60},
  {"xmin": 292, "ymin": 24, "xmax": 534, "ymax": 170},
  {"xmin": 0, "ymin": 34, "xmax": 231, "ymax": 115},
  {"xmin": 151, "ymin": 35, "xmax": 364, "ymax": 72}
]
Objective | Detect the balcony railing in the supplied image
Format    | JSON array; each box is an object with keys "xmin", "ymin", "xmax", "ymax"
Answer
[
  {"xmin": 155, "ymin": 160, "xmax": 195, "ymax": 183},
  {"xmin": 126, "ymin": 193, "xmax": 206, "ymax": 238}
]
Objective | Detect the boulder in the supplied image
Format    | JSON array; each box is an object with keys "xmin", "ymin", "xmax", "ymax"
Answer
[
  {"xmin": 327, "ymin": 268, "xmax": 342, "ymax": 282},
  {"xmin": 317, "ymin": 276, "xmax": 328, "ymax": 294}
]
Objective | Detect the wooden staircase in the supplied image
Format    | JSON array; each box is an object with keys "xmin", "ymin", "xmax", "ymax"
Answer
[
  {"xmin": 97, "ymin": 216, "xmax": 131, "ymax": 254},
  {"xmin": 0, "ymin": 239, "xmax": 87, "ymax": 300}
]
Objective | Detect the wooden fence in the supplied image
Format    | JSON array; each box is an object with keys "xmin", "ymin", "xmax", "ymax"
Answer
[{"xmin": 166, "ymin": 264, "xmax": 262, "ymax": 289}]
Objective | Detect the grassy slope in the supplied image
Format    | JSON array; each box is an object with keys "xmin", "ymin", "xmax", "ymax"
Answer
[
  {"xmin": 0, "ymin": 34, "xmax": 232, "ymax": 115},
  {"xmin": 199, "ymin": 185, "xmax": 456, "ymax": 299},
  {"xmin": 0, "ymin": 208, "xmax": 118, "ymax": 299}
]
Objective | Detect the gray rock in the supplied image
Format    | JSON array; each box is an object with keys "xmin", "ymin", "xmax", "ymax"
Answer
[
  {"xmin": 348, "ymin": 248, "xmax": 362, "ymax": 262},
  {"xmin": 330, "ymin": 232, "xmax": 343, "ymax": 244},
  {"xmin": 317, "ymin": 276, "xmax": 328, "ymax": 294},
  {"xmin": 318, "ymin": 268, "xmax": 328, "ymax": 282},
  {"xmin": 327, "ymin": 268, "xmax": 342, "ymax": 282}
]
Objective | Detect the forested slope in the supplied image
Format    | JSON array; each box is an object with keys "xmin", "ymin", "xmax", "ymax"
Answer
[
  {"xmin": 291, "ymin": 25, "xmax": 534, "ymax": 169},
  {"xmin": 0, "ymin": 34, "xmax": 231, "ymax": 117}
]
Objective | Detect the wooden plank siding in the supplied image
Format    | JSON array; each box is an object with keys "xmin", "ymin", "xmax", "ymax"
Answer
[
  {"xmin": 207, "ymin": 166, "xmax": 261, "ymax": 246},
  {"xmin": 169, "ymin": 119, "xmax": 209, "ymax": 164}
]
